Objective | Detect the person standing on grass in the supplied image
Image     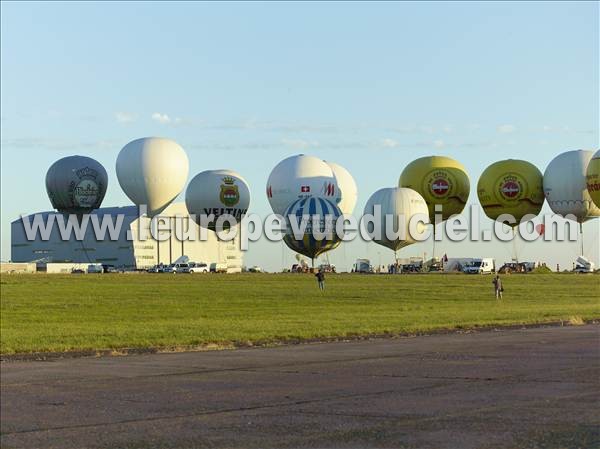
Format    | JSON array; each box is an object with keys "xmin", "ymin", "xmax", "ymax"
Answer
[
  {"xmin": 315, "ymin": 269, "xmax": 325, "ymax": 291},
  {"xmin": 492, "ymin": 275, "xmax": 503, "ymax": 300}
]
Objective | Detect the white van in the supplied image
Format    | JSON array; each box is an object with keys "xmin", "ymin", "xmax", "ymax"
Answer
[
  {"xmin": 210, "ymin": 262, "xmax": 227, "ymax": 273},
  {"xmin": 462, "ymin": 258, "xmax": 495, "ymax": 274},
  {"xmin": 87, "ymin": 264, "xmax": 103, "ymax": 274}
]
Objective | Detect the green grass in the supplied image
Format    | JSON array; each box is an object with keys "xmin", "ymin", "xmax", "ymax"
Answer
[{"xmin": 1, "ymin": 273, "xmax": 599, "ymax": 355}]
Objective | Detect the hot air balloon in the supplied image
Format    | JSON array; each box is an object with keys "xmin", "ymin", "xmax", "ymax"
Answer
[
  {"xmin": 544, "ymin": 150, "xmax": 600, "ymax": 256},
  {"xmin": 363, "ymin": 187, "xmax": 429, "ymax": 258},
  {"xmin": 185, "ymin": 169, "xmax": 250, "ymax": 231},
  {"xmin": 283, "ymin": 197, "xmax": 342, "ymax": 266},
  {"xmin": 399, "ymin": 156, "xmax": 470, "ymax": 257},
  {"xmin": 586, "ymin": 149, "xmax": 600, "ymax": 208},
  {"xmin": 399, "ymin": 156, "xmax": 470, "ymax": 222},
  {"xmin": 325, "ymin": 161, "xmax": 358, "ymax": 215},
  {"xmin": 266, "ymin": 154, "xmax": 338, "ymax": 216},
  {"xmin": 45, "ymin": 155, "xmax": 108, "ymax": 216},
  {"xmin": 477, "ymin": 159, "xmax": 545, "ymax": 262},
  {"xmin": 478, "ymin": 159, "xmax": 544, "ymax": 225},
  {"xmin": 116, "ymin": 137, "xmax": 189, "ymax": 217}
]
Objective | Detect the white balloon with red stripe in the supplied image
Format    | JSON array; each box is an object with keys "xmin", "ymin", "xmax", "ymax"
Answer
[{"xmin": 266, "ymin": 154, "xmax": 339, "ymax": 216}]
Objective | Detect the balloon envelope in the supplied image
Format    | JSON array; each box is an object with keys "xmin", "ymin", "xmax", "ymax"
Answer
[
  {"xmin": 477, "ymin": 159, "xmax": 544, "ymax": 226},
  {"xmin": 185, "ymin": 169, "xmax": 250, "ymax": 231},
  {"xmin": 45, "ymin": 155, "xmax": 108, "ymax": 215},
  {"xmin": 267, "ymin": 154, "xmax": 338, "ymax": 215},
  {"xmin": 363, "ymin": 187, "xmax": 429, "ymax": 252},
  {"xmin": 543, "ymin": 150, "xmax": 600, "ymax": 223},
  {"xmin": 116, "ymin": 137, "xmax": 189, "ymax": 217},
  {"xmin": 325, "ymin": 161, "xmax": 358, "ymax": 215},
  {"xmin": 283, "ymin": 197, "xmax": 342, "ymax": 260},
  {"xmin": 586, "ymin": 149, "xmax": 600, "ymax": 208},
  {"xmin": 399, "ymin": 156, "xmax": 470, "ymax": 223}
]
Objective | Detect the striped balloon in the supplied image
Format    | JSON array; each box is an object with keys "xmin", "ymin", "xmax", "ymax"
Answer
[{"xmin": 283, "ymin": 197, "xmax": 342, "ymax": 262}]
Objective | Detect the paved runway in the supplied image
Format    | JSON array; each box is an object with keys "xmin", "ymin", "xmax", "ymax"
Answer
[{"xmin": 2, "ymin": 325, "xmax": 599, "ymax": 449}]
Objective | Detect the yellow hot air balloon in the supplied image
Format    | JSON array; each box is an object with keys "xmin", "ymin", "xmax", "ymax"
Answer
[
  {"xmin": 477, "ymin": 159, "xmax": 544, "ymax": 226},
  {"xmin": 399, "ymin": 156, "xmax": 470, "ymax": 223},
  {"xmin": 586, "ymin": 150, "xmax": 600, "ymax": 208}
]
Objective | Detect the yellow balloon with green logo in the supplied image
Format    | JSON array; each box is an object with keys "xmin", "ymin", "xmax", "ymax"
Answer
[
  {"xmin": 586, "ymin": 150, "xmax": 600, "ymax": 208},
  {"xmin": 477, "ymin": 159, "xmax": 544, "ymax": 226},
  {"xmin": 399, "ymin": 156, "xmax": 470, "ymax": 222}
]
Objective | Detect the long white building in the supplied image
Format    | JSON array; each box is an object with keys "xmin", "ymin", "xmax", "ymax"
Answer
[{"xmin": 11, "ymin": 202, "xmax": 243, "ymax": 271}]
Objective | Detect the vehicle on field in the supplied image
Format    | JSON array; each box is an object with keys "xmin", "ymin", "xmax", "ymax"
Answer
[
  {"xmin": 318, "ymin": 264, "xmax": 336, "ymax": 273},
  {"xmin": 102, "ymin": 264, "xmax": 119, "ymax": 273},
  {"xmin": 71, "ymin": 268, "xmax": 85, "ymax": 274},
  {"xmin": 210, "ymin": 262, "xmax": 227, "ymax": 273},
  {"xmin": 173, "ymin": 263, "xmax": 189, "ymax": 273},
  {"xmin": 87, "ymin": 264, "xmax": 103, "ymax": 274},
  {"xmin": 498, "ymin": 262, "xmax": 535, "ymax": 274},
  {"xmin": 428, "ymin": 260, "xmax": 443, "ymax": 272},
  {"xmin": 401, "ymin": 263, "xmax": 422, "ymax": 273},
  {"xmin": 183, "ymin": 262, "xmax": 209, "ymax": 274},
  {"xmin": 573, "ymin": 256, "xmax": 595, "ymax": 273},
  {"xmin": 248, "ymin": 266, "xmax": 262, "ymax": 273},
  {"xmin": 353, "ymin": 259, "xmax": 373, "ymax": 273},
  {"xmin": 162, "ymin": 264, "xmax": 176, "ymax": 274},
  {"xmin": 462, "ymin": 258, "xmax": 495, "ymax": 274},
  {"xmin": 291, "ymin": 257, "xmax": 310, "ymax": 272}
]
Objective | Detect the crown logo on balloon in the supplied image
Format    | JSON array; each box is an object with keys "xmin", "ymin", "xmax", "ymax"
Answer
[{"xmin": 222, "ymin": 176, "xmax": 236, "ymax": 185}]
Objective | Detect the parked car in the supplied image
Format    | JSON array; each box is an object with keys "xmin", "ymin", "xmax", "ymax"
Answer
[
  {"xmin": 210, "ymin": 262, "xmax": 227, "ymax": 273},
  {"xmin": 87, "ymin": 264, "xmax": 103, "ymax": 274},
  {"xmin": 291, "ymin": 263, "xmax": 309, "ymax": 273},
  {"xmin": 318, "ymin": 264, "xmax": 336, "ymax": 273},
  {"xmin": 462, "ymin": 258, "xmax": 495, "ymax": 274},
  {"xmin": 162, "ymin": 264, "xmax": 176, "ymax": 274},
  {"xmin": 173, "ymin": 263, "xmax": 189, "ymax": 273},
  {"xmin": 102, "ymin": 264, "xmax": 118, "ymax": 273},
  {"xmin": 184, "ymin": 262, "xmax": 209, "ymax": 274}
]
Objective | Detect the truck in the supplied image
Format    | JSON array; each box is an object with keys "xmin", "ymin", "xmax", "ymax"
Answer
[
  {"xmin": 210, "ymin": 262, "xmax": 228, "ymax": 273},
  {"xmin": 353, "ymin": 259, "xmax": 373, "ymax": 273},
  {"xmin": 573, "ymin": 256, "xmax": 595, "ymax": 273},
  {"xmin": 462, "ymin": 258, "xmax": 495, "ymax": 274}
]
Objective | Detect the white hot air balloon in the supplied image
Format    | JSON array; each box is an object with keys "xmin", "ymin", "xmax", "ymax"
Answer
[
  {"xmin": 363, "ymin": 187, "xmax": 430, "ymax": 257},
  {"xmin": 116, "ymin": 137, "xmax": 189, "ymax": 217},
  {"xmin": 543, "ymin": 149, "xmax": 600, "ymax": 257},
  {"xmin": 543, "ymin": 150, "xmax": 600, "ymax": 223},
  {"xmin": 185, "ymin": 169, "xmax": 250, "ymax": 231},
  {"xmin": 325, "ymin": 161, "xmax": 358, "ymax": 215},
  {"xmin": 266, "ymin": 154, "xmax": 338, "ymax": 216}
]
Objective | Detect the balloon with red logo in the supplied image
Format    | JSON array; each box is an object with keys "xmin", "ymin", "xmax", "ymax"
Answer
[
  {"xmin": 477, "ymin": 159, "xmax": 545, "ymax": 227},
  {"xmin": 399, "ymin": 156, "xmax": 470, "ymax": 223},
  {"xmin": 266, "ymin": 154, "xmax": 339, "ymax": 216}
]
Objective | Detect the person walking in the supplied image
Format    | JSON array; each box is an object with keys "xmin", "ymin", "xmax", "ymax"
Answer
[
  {"xmin": 315, "ymin": 269, "xmax": 325, "ymax": 291},
  {"xmin": 492, "ymin": 275, "xmax": 503, "ymax": 300}
]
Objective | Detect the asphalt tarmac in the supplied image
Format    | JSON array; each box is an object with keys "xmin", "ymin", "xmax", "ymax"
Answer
[{"xmin": 1, "ymin": 325, "xmax": 599, "ymax": 449}]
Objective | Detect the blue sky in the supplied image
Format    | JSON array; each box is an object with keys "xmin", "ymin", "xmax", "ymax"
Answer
[{"xmin": 1, "ymin": 1, "xmax": 598, "ymax": 271}]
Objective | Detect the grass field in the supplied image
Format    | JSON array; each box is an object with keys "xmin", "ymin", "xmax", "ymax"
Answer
[{"xmin": 1, "ymin": 273, "xmax": 599, "ymax": 355}]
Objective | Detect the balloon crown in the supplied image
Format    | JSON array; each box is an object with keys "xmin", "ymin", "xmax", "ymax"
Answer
[{"xmin": 222, "ymin": 176, "xmax": 236, "ymax": 185}]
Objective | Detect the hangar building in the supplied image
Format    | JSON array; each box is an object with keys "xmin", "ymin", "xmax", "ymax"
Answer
[{"xmin": 11, "ymin": 202, "xmax": 243, "ymax": 271}]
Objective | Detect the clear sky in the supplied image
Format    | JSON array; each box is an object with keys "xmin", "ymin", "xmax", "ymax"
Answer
[{"xmin": 1, "ymin": 1, "xmax": 598, "ymax": 271}]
